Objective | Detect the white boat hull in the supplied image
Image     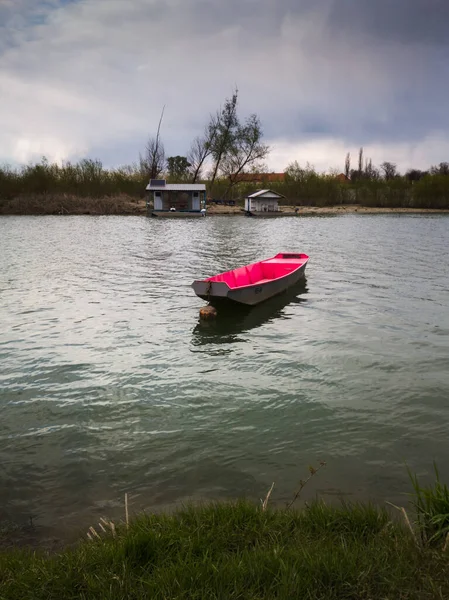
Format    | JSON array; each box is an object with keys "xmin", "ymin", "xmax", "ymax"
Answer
[
  {"xmin": 245, "ymin": 210, "xmax": 299, "ymax": 217},
  {"xmin": 151, "ymin": 211, "xmax": 206, "ymax": 218},
  {"xmin": 192, "ymin": 262, "xmax": 307, "ymax": 306}
]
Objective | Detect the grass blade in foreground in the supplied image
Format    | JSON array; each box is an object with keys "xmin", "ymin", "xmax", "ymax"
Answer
[{"xmin": 409, "ymin": 462, "xmax": 449, "ymax": 547}]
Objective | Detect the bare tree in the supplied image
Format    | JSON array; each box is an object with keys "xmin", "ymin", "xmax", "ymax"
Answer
[
  {"xmin": 187, "ymin": 136, "xmax": 209, "ymax": 183},
  {"xmin": 364, "ymin": 158, "xmax": 372, "ymax": 178},
  {"xmin": 381, "ymin": 161, "xmax": 397, "ymax": 180},
  {"xmin": 345, "ymin": 152, "xmax": 351, "ymax": 178},
  {"xmin": 184, "ymin": 88, "xmax": 240, "ymax": 190},
  {"xmin": 285, "ymin": 161, "xmax": 316, "ymax": 182},
  {"xmin": 187, "ymin": 119, "xmax": 221, "ymax": 183},
  {"xmin": 209, "ymin": 89, "xmax": 239, "ymax": 189},
  {"xmin": 186, "ymin": 88, "xmax": 270, "ymax": 192},
  {"xmin": 406, "ymin": 169, "xmax": 427, "ymax": 182},
  {"xmin": 140, "ymin": 106, "xmax": 166, "ymax": 180},
  {"xmin": 430, "ymin": 162, "xmax": 449, "ymax": 176},
  {"xmin": 358, "ymin": 147, "xmax": 364, "ymax": 174},
  {"xmin": 220, "ymin": 114, "xmax": 270, "ymax": 192},
  {"xmin": 285, "ymin": 160, "xmax": 305, "ymax": 182}
]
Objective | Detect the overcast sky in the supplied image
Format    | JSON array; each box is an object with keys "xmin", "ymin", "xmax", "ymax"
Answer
[{"xmin": 1, "ymin": 0, "xmax": 448, "ymax": 173}]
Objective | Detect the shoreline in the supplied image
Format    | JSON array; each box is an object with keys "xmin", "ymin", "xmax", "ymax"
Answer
[
  {"xmin": 1, "ymin": 195, "xmax": 449, "ymax": 216},
  {"xmin": 0, "ymin": 464, "xmax": 444, "ymax": 552},
  {"xmin": 210, "ymin": 204, "xmax": 449, "ymax": 216},
  {"xmin": 1, "ymin": 497, "xmax": 449, "ymax": 598}
]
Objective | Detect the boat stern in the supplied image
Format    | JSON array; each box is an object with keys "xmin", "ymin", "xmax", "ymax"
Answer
[{"xmin": 192, "ymin": 279, "xmax": 230, "ymax": 300}]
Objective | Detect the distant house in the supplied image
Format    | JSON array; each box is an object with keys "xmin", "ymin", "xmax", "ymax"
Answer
[
  {"xmin": 335, "ymin": 173, "xmax": 350, "ymax": 183},
  {"xmin": 231, "ymin": 172, "xmax": 286, "ymax": 184},
  {"xmin": 244, "ymin": 189, "xmax": 285, "ymax": 214}
]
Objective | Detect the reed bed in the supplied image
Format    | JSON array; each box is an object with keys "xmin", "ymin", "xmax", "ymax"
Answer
[
  {"xmin": 0, "ymin": 160, "xmax": 147, "ymax": 200},
  {"xmin": 0, "ymin": 194, "xmax": 145, "ymax": 215}
]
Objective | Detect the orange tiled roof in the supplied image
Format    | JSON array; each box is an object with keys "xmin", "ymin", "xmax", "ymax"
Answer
[
  {"xmin": 231, "ymin": 172, "xmax": 286, "ymax": 183},
  {"xmin": 335, "ymin": 173, "xmax": 350, "ymax": 182}
]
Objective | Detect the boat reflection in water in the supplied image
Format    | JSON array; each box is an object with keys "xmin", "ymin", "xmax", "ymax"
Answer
[{"xmin": 191, "ymin": 279, "xmax": 308, "ymax": 346}]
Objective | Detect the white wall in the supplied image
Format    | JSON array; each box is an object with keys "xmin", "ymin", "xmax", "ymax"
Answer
[{"xmin": 254, "ymin": 198, "xmax": 278, "ymax": 211}]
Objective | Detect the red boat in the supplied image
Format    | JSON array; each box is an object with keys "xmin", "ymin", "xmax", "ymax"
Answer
[{"xmin": 192, "ymin": 253, "xmax": 309, "ymax": 306}]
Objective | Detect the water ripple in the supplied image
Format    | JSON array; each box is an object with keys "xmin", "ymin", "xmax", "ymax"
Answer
[{"xmin": 1, "ymin": 214, "xmax": 449, "ymax": 539}]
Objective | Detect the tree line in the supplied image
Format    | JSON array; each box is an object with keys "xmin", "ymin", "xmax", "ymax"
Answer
[
  {"xmin": 1, "ymin": 92, "xmax": 449, "ymax": 209},
  {"xmin": 342, "ymin": 147, "xmax": 449, "ymax": 182},
  {"xmin": 275, "ymin": 153, "xmax": 449, "ymax": 209}
]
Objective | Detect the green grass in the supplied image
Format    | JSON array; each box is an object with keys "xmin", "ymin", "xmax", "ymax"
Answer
[
  {"xmin": 409, "ymin": 462, "xmax": 449, "ymax": 546},
  {"xmin": 1, "ymin": 500, "xmax": 449, "ymax": 599}
]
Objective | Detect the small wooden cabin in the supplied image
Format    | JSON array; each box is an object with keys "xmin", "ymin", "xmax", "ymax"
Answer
[
  {"xmin": 244, "ymin": 189, "xmax": 285, "ymax": 213},
  {"xmin": 145, "ymin": 180, "xmax": 207, "ymax": 217}
]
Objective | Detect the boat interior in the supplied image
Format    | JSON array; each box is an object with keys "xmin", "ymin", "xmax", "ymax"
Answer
[{"xmin": 207, "ymin": 254, "xmax": 308, "ymax": 289}]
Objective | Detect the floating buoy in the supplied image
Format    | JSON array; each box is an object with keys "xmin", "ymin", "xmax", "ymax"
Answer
[{"xmin": 199, "ymin": 305, "xmax": 217, "ymax": 320}]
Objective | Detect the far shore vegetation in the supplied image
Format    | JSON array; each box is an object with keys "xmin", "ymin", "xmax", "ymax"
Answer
[
  {"xmin": 1, "ymin": 90, "xmax": 449, "ymax": 214},
  {"xmin": 2, "ymin": 464, "xmax": 449, "ymax": 598},
  {"xmin": 2, "ymin": 156, "xmax": 449, "ymax": 215}
]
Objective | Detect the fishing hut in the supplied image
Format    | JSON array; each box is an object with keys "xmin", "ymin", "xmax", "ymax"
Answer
[{"xmin": 146, "ymin": 179, "xmax": 207, "ymax": 218}]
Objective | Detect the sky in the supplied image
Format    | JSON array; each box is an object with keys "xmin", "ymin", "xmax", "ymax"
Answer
[{"xmin": 1, "ymin": 0, "xmax": 448, "ymax": 173}]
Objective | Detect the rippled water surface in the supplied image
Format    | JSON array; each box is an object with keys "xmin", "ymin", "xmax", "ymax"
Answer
[{"xmin": 1, "ymin": 214, "xmax": 449, "ymax": 542}]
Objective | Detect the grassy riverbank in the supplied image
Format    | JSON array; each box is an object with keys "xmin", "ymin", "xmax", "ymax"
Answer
[
  {"xmin": 2, "ymin": 465, "xmax": 449, "ymax": 598},
  {"xmin": 1, "ymin": 500, "xmax": 449, "ymax": 599}
]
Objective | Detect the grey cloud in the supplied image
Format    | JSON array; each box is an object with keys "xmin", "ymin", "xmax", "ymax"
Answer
[
  {"xmin": 1, "ymin": 0, "xmax": 449, "ymax": 170},
  {"xmin": 328, "ymin": 0, "xmax": 449, "ymax": 47},
  {"xmin": 149, "ymin": 0, "xmax": 322, "ymax": 39}
]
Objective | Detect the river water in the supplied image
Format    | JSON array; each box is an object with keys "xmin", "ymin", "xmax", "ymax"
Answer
[{"xmin": 1, "ymin": 214, "xmax": 449, "ymax": 544}]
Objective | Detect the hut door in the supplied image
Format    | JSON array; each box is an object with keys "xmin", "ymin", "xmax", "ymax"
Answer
[
  {"xmin": 192, "ymin": 192, "xmax": 200, "ymax": 211},
  {"xmin": 154, "ymin": 192, "xmax": 162, "ymax": 210}
]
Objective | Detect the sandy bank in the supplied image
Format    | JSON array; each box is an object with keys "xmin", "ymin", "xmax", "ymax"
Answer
[{"xmin": 1, "ymin": 195, "xmax": 449, "ymax": 216}]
